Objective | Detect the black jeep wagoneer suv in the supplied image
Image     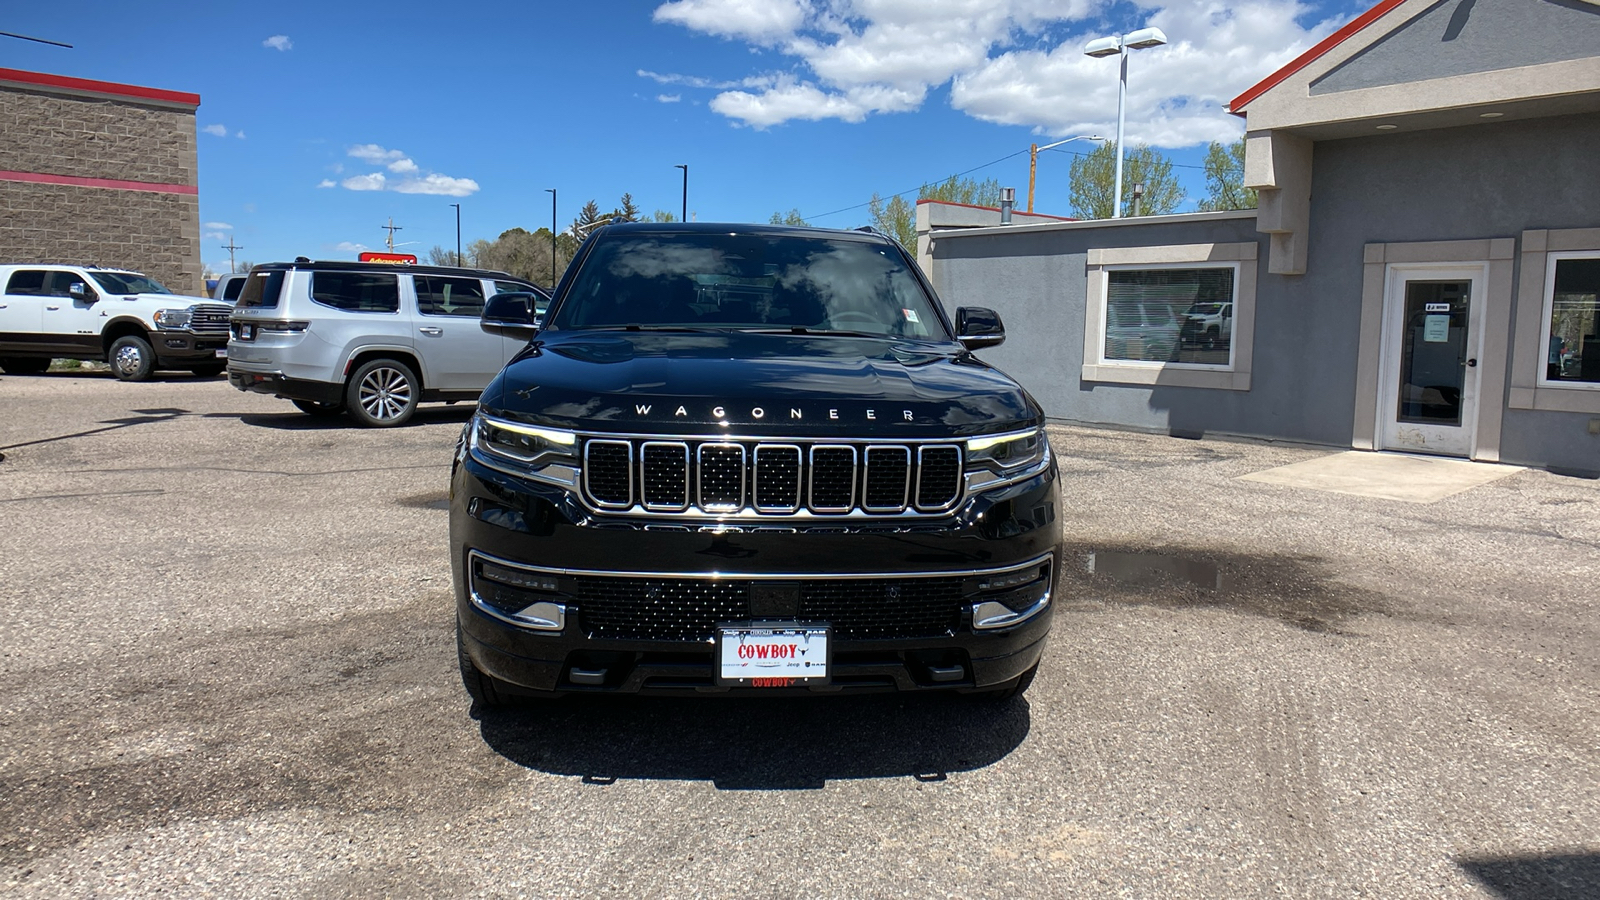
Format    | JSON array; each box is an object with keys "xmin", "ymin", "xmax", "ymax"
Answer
[{"xmin": 451, "ymin": 223, "xmax": 1060, "ymax": 705}]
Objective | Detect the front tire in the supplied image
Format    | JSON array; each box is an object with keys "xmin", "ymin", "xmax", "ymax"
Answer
[
  {"xmin": 291, "ymin": 398, "xmax": 345, "ymax": 418},
  {"xmin": 0, "ymin": 357, "xmax": 50, "ymax": 375},
  {"xmin": 345, "ymin": 358, "xmax": 418, "ymax": 427},
  {"xmin": 108, "ymin": 335, "xmax": 156, "ymax": 381}
]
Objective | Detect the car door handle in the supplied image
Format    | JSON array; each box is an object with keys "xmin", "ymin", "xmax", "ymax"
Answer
[
  {"xmin": 418, "ymin": 326, "xmax": 444, "ymax": 336},
  {"xmin": 1465, "ymin": 358, "xmax": 1477, "ymax": 368},
  {"xmin": 46, "ymin": 305, "xmax": 60, "ymax": 311}
]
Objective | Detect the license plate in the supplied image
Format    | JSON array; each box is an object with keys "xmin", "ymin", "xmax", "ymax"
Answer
[
  {"xmin": 214, "ymin": 349, "xmax": 227, "ymax": 358},
  {"xmin": 717, "ymin": 623, "xmax": 829, "ymax": 687}
]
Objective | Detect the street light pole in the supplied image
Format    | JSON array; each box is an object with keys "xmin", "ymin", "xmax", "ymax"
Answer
[
  {"xmin": 1027, "ymin": 134, "xmax": 1104, "ymax": 213},
  {"xmin": 545, "ymin": 188, "xmax": 557, "ymax": 288},
  {"xmin": 449, "ymin": 203, "xmax": 461, "ymax": 266},
  {"xmin": 674, "ymin": 164, "xmax": 688, "ymax": 222},
  {"xmin": 1085, "ymin": 27, "xmax": 1168, "ymax": 218}
]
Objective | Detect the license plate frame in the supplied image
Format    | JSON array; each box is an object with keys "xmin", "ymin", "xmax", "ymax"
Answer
[
  {"xmin": 716, "ymin": 622, "xmax": 830, "ymax": 687},
  {"xmin": 214, "ymin": 348, "xmax": 228, "ymax": 358}
]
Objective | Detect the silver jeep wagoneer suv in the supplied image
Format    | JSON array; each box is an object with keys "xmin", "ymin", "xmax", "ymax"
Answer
[{"xmin": 226, "ymin": 260, "xmax": 547, "ymax": 426}]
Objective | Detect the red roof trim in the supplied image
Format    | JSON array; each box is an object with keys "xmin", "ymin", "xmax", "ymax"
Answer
[
  {"xmin": 915, "ymin": 198, "xmax": 1075, "ymax": 221},
  {"xmin": 0, "ymin": 170, "xmax": 198, "ymax": 195},
  {"xmin": 1228, "ymin": 0, "xmax": 1407, "ymax": 115},
  {"xmin": 0, "ymin": 67, "xmax": 200, "ymax": 107}
]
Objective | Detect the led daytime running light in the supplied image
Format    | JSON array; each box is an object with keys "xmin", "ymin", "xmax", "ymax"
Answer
[
  {"xmin": 480, "ymin": 415, "xmax": 576, "ymax": 446},
  {"xmin": 966, "ymin": 429, "xmax": 1037, "ymax": 453}
]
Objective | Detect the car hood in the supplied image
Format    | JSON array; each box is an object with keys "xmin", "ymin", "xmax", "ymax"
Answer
[
  {"xmin": 482, "ymin": 330, "xmax": 1040, "ymax": 437},
  {"xmin": 111, "ymin": 292, "xmax": 224, "ymax": 307}
]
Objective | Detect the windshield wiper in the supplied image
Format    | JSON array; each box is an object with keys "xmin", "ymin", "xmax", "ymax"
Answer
[
  {"xmin": 737, "ymin": 326, "xmax": 887, "ymax": 339},
  {"xmin": 584, "ymin": 324, "xmax": 729, "ymax": 332}
]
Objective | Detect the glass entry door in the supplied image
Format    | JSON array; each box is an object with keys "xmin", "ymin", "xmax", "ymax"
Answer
[{"xmin": 1378, "ymin": 266, "xmax": 1485, "ymax": 457}]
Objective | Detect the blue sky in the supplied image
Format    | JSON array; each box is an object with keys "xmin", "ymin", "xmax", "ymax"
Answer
[{"xmin": 4, "ymin": 0, "xmax": 1362, "ymax": 275}]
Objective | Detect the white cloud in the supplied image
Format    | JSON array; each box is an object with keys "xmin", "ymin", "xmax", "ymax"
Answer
[
  {"xmin": 203, "ymin": 221, "xmax": 232, "ymax": 230},
  {"xmin": 658, "ymin": 93, "xmax": 683, "ymax": 103},
  {"xmin": 334, "ymin": 144, "xmax": 480, "ymax": 196},
  {"xmin": 202, "ymin": 124, "xmax": 228, "ymax": 137},
  {"xmin": 348, "ymin": 143, "xmax": 405, "ymax": 164},
  {"xmin": 648, "ymin": 0, "xmax": 1343, "ymax": 145},
  {"xmin": 203, "ymin": 231, "xmax": 229, "ymax": 242},
  {"xmin": 263, "ymin": 34, "xmax": 292, "ymax": 51},
  {"xmin": 341, "ymin": 173, "xmax": 387, "ymax": 191},
  {"xmin": 391, "ymin": 173, "xmax": 479, "ymax": 197},
  {"xmin": 235, "ymin": 130, "xmax": 246, "ymax": 139},
  {"xmin": 332, "ymin": 241, "xmax": 369, "ymax": 253},
  {"xmin": 317, "ymin": 179, "xmax": 337, "ymax": 188},
  {"xmin": 653, "ymin": 0, "xmax": 806, "ymax": 43}
]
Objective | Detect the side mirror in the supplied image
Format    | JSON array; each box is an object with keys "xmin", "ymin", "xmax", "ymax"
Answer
[
  {"xmin": 482, "ymin": 292, "xmax": 541, "ymax": 339},
  {"xmin": 955, "ymin": 306, "xmax": 1005, "ymax": 351},
  {"xmin": 69, "ymin": 282, "xmax": 92, "ymax": 302}
]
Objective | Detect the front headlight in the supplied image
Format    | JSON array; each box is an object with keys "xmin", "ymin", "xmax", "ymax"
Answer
[
  {"xmin": 152, "ymin": 308, "xmax": 191, "ymax": 329},
  {"xmin": 966, "ymin": 427, "xmax": 1046, "ymax": 472},
  {"xmin": 468, "ymin": 413, "xmax": 579, "ymax": 480}
]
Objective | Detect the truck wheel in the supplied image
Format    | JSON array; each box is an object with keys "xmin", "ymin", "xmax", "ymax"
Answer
[
  {"xmin": 970, "ymin": 662, "xmax": 1038, "ymax": 703},
  {"xmin": 458, "ymin": 622, "xmax": 515, "ymax": 711},
  {"xmin": 0, "ymin": 357, "xmax": 50, "ymax": 375},
  {"xmin": 190, "ymin": 363, "xmax": 226, "ymax": 378},
  {"xmin": 346, "ymin": 358, "xmax": 419, "ymax": 427},
  {"xmin": 109, "ymin": 335, "xmax": 156, "ymax": 381},
  {"xmin": 291, "ymin": 399, "xmax": 345, "ymax": 418}
]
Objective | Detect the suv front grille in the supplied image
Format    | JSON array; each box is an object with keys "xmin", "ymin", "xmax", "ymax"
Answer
[
  {"xmin": 574, "ymin": 574, "xmax": 967, "ymax": 641},
  {"xmin": 189, "ymin": 304, "xmax": 233, "ymax": 334},
  {"xmin": 581, "ymin": 437, "xmax": 961, "ymax": 517}
]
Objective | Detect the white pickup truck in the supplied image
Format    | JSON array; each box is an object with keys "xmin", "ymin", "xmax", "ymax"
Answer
[{"xmin": 0, "ymin": 264, "xmax": 233, "ymax": 380}]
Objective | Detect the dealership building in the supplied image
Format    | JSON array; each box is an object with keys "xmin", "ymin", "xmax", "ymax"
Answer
[
  {"xmin": 928, "ymin": 0, "xmax": 1600, "ymax": 475},
  {"xmin": 0, "ymin": 67, "xmax": 204, "ymax": 295}
]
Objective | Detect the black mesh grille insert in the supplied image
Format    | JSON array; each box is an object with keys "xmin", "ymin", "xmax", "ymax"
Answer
[
  {"xmin": 863, "ymin": 446, "xmax": 910, "ymax": 510},
  {"xmin": 585, "ymin": 441, "xmax": 631, "ymax": 507},
  {"xmin": 753, "ymin": 446, "xmax": 801, "ymax": 511},
  {"xmin": 810, "ymin": 446, "xmax": 855, "ymax": 511},
  {"xmin": 577, "ymin": 577, "xmax": 750, "ymax": 641},
  {"xmin": 698, "ymin": 444, "xmax": 744, "ymax": 509},
  {"xmin": 917, "ymin": 446, "xmax": 961, "ymax": 509},
  {"xmin": 641, "ymin": 442, "xmax": 689, "ymax": 509},
  {"xmin": 799, "ymin": 578, "xmax": 966, "ymax": 639}
]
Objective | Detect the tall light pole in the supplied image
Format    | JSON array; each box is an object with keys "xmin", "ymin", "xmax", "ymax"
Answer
[
  {"xmin": 1085, "ymin": 27, "xmax": 1167, "ymax": 218},
  {"xmin": 1027, "ymin": 134, "xmax": 1104, "ymax": 212},
  {"xmin": 448, "ymin": 203, "xmax": 461, "ymax": 266},
  {"xmin": 545, "ymin": 188, "xmax": 557, "ymax": 287},
  {"xmin": 674, "ymin": 164, "xmax": 688, "ymax": 223}
]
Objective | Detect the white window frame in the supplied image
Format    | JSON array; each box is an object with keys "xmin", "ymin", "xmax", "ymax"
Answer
[
  {"xmin": 1509, "ymin": 228, "xmax": 1600, "ymax": 414},
  {"xmin": 1536, "ymin": 249, "xmax": 1600, "ymax": 393},
  {"xmin": 1081, "ymin": 242, "xmax": 1257, "ymax": 391}
]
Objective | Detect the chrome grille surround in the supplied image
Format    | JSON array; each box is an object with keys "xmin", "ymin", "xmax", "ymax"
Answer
[
  {"xmin": 575, "ymin": 433, "xmax": 965, "ymax": 519},
  {"xmin": 583, "ymin": 440, "xmax": 633, "ymax": 509}
]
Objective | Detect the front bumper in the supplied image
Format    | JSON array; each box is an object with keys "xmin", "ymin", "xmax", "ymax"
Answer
[
  {"xmin": 152, "ymin": 331, "xmax": 229, "ymax": 364},
  {"xmin": 451, "ymin": 451, "xmax": 1061, "ymax": 697}
]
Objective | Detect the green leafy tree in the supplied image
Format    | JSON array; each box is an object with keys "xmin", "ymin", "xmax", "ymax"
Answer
[
  {"xmin": 919, "ymin": 175, "xmax": 1002, "ymax": 207},
  {"xmin": 1068, "ymin": 142, "xmax": 1184, "ymax": 218},
  {"xmin": 768, "ymin": 209, "xmax": 809, "ymax": 226},
  {"xmin": 652, "ymin": 209, "xmax": 678, "ymax": 223},
  {"xmin": 1197, "ymin": 137, "xmax": 1257, "ymax": 211},
  {"xmin": 868, "ymin": 193, "xmax": 916, "ymax": 249}
]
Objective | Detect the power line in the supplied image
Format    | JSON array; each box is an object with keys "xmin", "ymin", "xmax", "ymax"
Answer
[
  {"xmin": 0, "ymin": 30, "xmax": 73, "ymax": 48},
  {"xmin": 802, "ymin": 147, "xmax": 1032, "ymax": 222}
]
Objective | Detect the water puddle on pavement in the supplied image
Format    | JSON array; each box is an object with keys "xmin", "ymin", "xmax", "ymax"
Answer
[{"xmin": 1087, "ymin": 550, "xmax": 1231, "ymax": 591}]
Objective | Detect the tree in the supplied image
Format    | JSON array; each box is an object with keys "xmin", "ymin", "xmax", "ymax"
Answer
[
  {"xmin": 1068, "ymin": 142, "xmax": 1184, "ymax": 219},
  {"xmin": 617, "ymin": 193, "xmax": 641, "ymax": 223},
  {"xmin": 571, "ymin": 200, "xmax": 605, "ymax": 238},
  {"xmin": 234, "ymin": 260, "xmax": 255, "ymax": 273},
  {"xmin": 919, "ymin": 175, "xmax": 1002, "ymax": 207},
  {"xmin": 1197, "ymin": 137, "xmax": 1257, "ymax": 212},
  {"xmin": 768, "ymin": 209, "xmax": 809, "ymax": 226},
  {"xmin": 652, "ymin": 210, "xmax": 678, "ymax": 223},
  {"xmin": 427, "ymin": 245, "xmax": 460, "ymax": 266},
  {"xmin": 868, "ymin": 193, "xmax": 915, "ymax": 249}
]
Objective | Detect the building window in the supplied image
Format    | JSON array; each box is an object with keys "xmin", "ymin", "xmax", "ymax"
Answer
[
  {"xmin": 1081, "ymin": 242, "xmax": 1257, "ymax": 391},
  {"xmin": 1103, "ymin": 266, "xmax": 1236, "ymax": 367},
  {"xmin": 1541, "ymin": 251, "xmax": 1600, "ymax": 389}
]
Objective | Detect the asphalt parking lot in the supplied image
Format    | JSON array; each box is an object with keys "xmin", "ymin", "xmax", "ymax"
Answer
[{"xmin": 1, "ymin": 372, "xmax": 1596, "ymax": 898}]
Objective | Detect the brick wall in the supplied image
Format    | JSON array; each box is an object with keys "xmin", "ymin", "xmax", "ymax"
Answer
[{"xmin": 0, "ymin": 81, "xmax": 203, "ymax": 295}]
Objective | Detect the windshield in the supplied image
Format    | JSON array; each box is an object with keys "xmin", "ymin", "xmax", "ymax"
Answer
[
  {"xmin": 89, "ymin": 271, "xmax": 173, "ymax": 295},
  {"xmin": 550, "ymin": 233, "xmax": 948, "ymax": 339}
]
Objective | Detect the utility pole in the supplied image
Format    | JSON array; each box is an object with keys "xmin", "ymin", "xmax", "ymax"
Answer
[
  {"xmin": 674, "ymin": 164, "xmax": 688, "ymax": 223},
  {"xmin": 382, "ymin": 217, "xmax": 403, "ymax": 251},
  {"xmin": 222, "ymin": 236, "xmax": 244, "ymax": 273},
  {"xmin": 545, "ymin": 188, "xmax": 557, "ymax": 288},
  {"xmin": 448, "ymin": 204, "xmax": 461, "ymax": 266}
]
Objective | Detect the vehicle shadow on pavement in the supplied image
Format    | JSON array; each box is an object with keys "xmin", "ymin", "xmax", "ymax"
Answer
[
  {"xmin": 207, "ymin": 405, "xmax": 476, "ymax": 431},
  {"xmin": 476, "ymin": 693, "xmax": 1030, "ymax": 790},
  {"xmin": 1457, "ymin": 851, "xmax": 1600, "ymax": 900}
]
